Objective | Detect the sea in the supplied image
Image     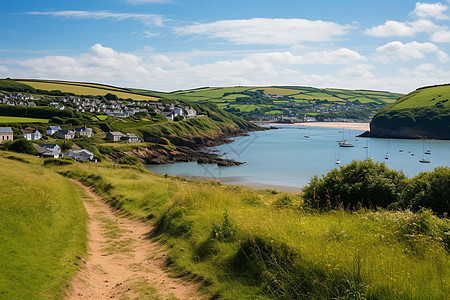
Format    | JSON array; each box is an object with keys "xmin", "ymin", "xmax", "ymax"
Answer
[{"xmin": 146, "ymin": 125, "xmax": 450, "ymax": 190}]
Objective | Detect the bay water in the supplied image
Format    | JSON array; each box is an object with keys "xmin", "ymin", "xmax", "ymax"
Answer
[{"xmin": 146, "ymin": 125, "xmax": 450, "ymax": 189}]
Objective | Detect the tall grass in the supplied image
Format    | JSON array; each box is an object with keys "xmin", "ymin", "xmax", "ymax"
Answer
[
  {"xmin": 58, "ymin": 161, "xmax": 449, "ymax": 299},
  {"xmin": 0, "ymin": 154, "xmax": 87, "ymax": 299}
]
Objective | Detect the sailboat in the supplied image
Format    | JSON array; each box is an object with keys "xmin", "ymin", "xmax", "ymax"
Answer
[
  {"xmin": 337, "ymin": 128, "xmax": 354, "ymax": 147},
  {"xmin": 385, "ymin": 142, "xmax": 390, "ymax": 160},
  {"xmin": 419, "ymin": 141, "xmax": 431, "ymax": 163},
  {"xmin": 335, "ymin": 145, "xmax": 341, "ymax": 164}
]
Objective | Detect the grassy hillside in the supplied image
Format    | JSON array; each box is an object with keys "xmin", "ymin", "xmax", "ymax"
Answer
[
  {"xmin": 13, "ymin": 79, "xmax": 160, "ymax": 101},
  {"xmin": 4, "ymin": 79, "xmax": 402, "ymax": 121},
  {"xmin": 370, "ymin": 84, "xmax": 450, "ymax": 139},
  {"xmin": 52, "ymin": 159, "xmax": 449, "ymax": 300},
  {"xmin": 0, "ymin": 153, "xmax": 87, "ymax": 299}
]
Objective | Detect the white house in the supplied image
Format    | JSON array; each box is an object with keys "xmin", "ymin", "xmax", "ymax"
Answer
[
  {"xmin": 34, "ymin": 143, "xmax": 61, "ymax": 158},
  {"xmin": 46, "ymin": 126, "xmax": 62, "ymax": 135},
  {"xmin": 64, "ymin": 149, "xmax": 95, "ymax": 161},
  {"xmin": 106, "ymin": 132, "xmax": 123, "ymax": 142},
  {"xmin": 75, "ymin": 125, "xmax": 94, "ymax": 138},
  {"xmin": 54, "ymin": 129, "xmax": 75, "ymax": 140},
  {"xmin": 21, "ymin": 127, "xmax": 42, "ymax": 141}
]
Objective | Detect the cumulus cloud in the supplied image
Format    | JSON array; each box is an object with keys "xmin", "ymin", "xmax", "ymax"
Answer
[
  {"xmin": 431, "ymin": 30, "xmax": 450, "ymax": 42},
  {"xmin": 376, "ymin": 41, "xmax": 439, "ymax": 61},
  {"xmin": 365, "ymin": 19, "xmax": 439, "ymax": 37},
  {"xmin": 175, "ymin": 18, "xmax": 352, "ymax": 45},
  {"xmin": 412, "ymin": 2, "xmax": 449, "ymax": 20},
  {"xmin": 339, "ymin": 64, "xmax": 374, "ymax": 78},
  {"xmin": 26, "ymin": 10, "xmax": 164, "ymax": 26}
]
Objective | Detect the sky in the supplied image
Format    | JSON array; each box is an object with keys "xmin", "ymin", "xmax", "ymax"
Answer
[{"xmin": 2, "ymin": 1, "xmax": 450, "ymax": 93}]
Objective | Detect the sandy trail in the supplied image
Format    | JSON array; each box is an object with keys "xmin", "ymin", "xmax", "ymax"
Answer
[{"xmin": 67, "ymin": 179, "xmax": 202, "ymax": 300}]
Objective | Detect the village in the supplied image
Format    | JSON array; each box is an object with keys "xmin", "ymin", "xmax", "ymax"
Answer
[
  {"xmin": 0, "ymin": 91, "xmax": 198, "ymax": 120},
  {"xmin": 0, "ymin": 91, "xmax": 203, "ymax": 162}
]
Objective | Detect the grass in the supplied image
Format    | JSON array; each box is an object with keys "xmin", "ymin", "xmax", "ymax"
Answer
[
  {"xmin": 15, "ymin": 79, "xmax": 159, "ymax": 101},
  {"xmin": 55, "ymin": 160, "xmax": 449, "ymax": 299},
  {"xmin": 387, "ymin": 84, "xmax": 450, "ymax": 110},
  {"xmin": 0, "ymin": 152, "xmax": 87, "ymax": 299},
  {"xmin": 0, "ymin": 115, "xmax": 50, "ymax": 123}
]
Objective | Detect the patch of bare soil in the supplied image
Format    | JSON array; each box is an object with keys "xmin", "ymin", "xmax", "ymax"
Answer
[{"xmin": 67, "ymin": 179, "xmax": 203, "ymax": 300}]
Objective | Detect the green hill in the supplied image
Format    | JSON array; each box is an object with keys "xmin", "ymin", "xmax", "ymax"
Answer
[
  {"xmin": 368, "ymin": 84, "xmax": 450, "ymax": 139},
  {"xmin": 2, "ymin": 79, "xmax": 403, "ymax": 121},
  {"xmin": 0, "ymin": 154, "xmax": 87, "ymax": 299}
]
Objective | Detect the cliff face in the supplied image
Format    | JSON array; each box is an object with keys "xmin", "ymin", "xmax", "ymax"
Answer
[
  {"xmin": 364, "ymin": 122, "xmax": 445, "ymax": 139},
  {"xmin": 363, "ymin": 84, "xmax": 450, "ymax": 140},
  {"xmin": 111, "ymin": 126, "xmax": 262, "ymax": 166}
]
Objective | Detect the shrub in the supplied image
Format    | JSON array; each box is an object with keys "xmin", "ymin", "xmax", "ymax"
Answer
[
  {"xmin": 399, "ymin": 167, "xmax": 450, "ymax": 216},
  {"xmin": 303, "ymin": 159, "xmax": 407, "ymax": 210},
  {"xmin": 43, "ymin": 157, "xmax": 74, "ymax": 166},
  {"xmin": 7, "ymin": 138, "xmax": 37, "ymax": 155},
  {"xmin": 117, "ymin": 155, "xmax": 141, "ymax": 166},
  {"xmin": 211, "ymin": 210, "xmax": 236, "ymax": 242}
]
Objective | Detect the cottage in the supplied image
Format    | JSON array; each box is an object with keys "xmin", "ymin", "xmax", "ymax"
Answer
[
  {"xmin": 161, "ymin": 111, "xmax": 174, "ymax": 121},
  {"xmin": 64, "ymin": 149, "xmax": 95, "ymax": 161},
  {"xmin": 0, "ymin": 127, "xmax": 13, "ymax": 144},
  {"xmin": 21, "ymin": 127, "xmax": 42, "ymax": 141},
  {"xmin": 54, "ymin": 129, "xmax": 75, "ymax": 140},
  {"xmin": 75, "ymin": 125, "xmax": 94, "ymax": 138},
  {"xmin": 34, "ymin": 143, "xmax": 61, "ymax": 158},
  {"xmin": 121, "ymin": 133, "xmax": 140, "ymax": 143},
  {"xmin": 46, "ymin": 126, "xmax": 62, "ymax": 135},
  {"xmin": 106, "ymin": 132, "xmax": 123, "ymax": 142}
]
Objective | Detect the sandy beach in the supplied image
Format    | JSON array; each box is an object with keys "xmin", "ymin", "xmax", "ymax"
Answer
[{"xmin": 266, "ymin": 122, "xmax": 370, "ymax": 131}]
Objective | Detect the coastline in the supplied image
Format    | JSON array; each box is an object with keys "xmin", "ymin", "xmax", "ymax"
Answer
[{"xmin": 266, "ymin": 122, "xmax": 370, "ymax": 131}]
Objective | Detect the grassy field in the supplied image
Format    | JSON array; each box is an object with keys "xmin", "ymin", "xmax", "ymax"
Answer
[
  {"xmin": 386, "ymin": 84, "xmax": 450, "ymax": 110},
  {"xmin": 0, "ymin": 153, "xmax": 87, "ymax": 299},
  {"xmin": 0, "ymin": 116, "xmax": 50, "ymax": 123},
  {"xmin": 53, "ymin": 159, "xmax": 449, "ymax": 299},
  {"xmin": 15, "ymin": 79, "xmax": 160, "ymax": 101}
]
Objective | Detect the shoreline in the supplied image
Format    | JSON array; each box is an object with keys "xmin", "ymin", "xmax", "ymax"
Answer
[{"xmin": 265, "ymin": 121, "xmax": 370, "ymax": 131}]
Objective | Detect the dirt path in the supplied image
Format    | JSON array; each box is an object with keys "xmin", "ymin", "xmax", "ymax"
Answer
[{"xmin": 67, "ymin": 179, "xmax": 202, "ymax": 300}]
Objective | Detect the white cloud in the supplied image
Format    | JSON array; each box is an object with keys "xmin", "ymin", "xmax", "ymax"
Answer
[
  {"xmin": 303, "ymin": 48, "xmax": 366, "ymax": 64},
  {"xmin": 339, "ymin": 64, "xmax": 374, "ymax": 78},
  {"xmin": 175, "ymin": 18, "xmax": 352, "ymax": 45},
  {"xmin": 376, "ymin": 41, "xmax": 438, "ymax": 61},
  {"xmin": 365, "ymin": 19, "xmax": 439, "ymax": 37},
  {"xmin": 431, "ymin": 30, "xmax": 450, "ymax": 42},
  {"xmin": 26, "ymin": 10, "xmax": 164, "ymax": 27},
  {"xmin": 412, "ymin": 2, "xmax": 449, "ymax": 20},
  {"xmin": 437, "ymin": 49, "xmax": 449, "ymax": 62}
]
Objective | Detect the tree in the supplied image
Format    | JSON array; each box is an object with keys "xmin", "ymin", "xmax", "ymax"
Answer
[
  {"xmin": 104, "ymin": 93, "xmax": 118, "ymax": 101},
  {"xmin": 399, "ymin": 167, "xmax": 450, "ymax": 216},
  {"xmin": 8, "ymin": 138, "xmax": 37, "ymax": 155},
  {"xmin": 303, "ymin": 159, "xmax": 407, "ymax": 209}
]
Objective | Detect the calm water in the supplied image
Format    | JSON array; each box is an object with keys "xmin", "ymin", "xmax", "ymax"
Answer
[{"xmin": 146, "ymin": 125, "xmax": 450, "ymax": 189}]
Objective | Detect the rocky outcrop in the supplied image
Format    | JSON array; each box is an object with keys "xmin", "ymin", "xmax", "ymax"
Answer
[{"xmin": 110, "ymin": 127, "xmax": 264, "ymax": 166}]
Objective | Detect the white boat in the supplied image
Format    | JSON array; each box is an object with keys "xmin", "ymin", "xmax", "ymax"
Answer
[
  {"xmin": 336, "ymin": 160, "xmax": 341, "ymax": 164},
  {"xmin": 339, "ymin": 141, "xmax": 354, "ymax": 147},
  {"xmin": 425, "ymin": 149, "xmax": 431, "ymax": 155},
  {"xmin": 419, "ymin": 158, "xmax": 430, "ymax": 163}
]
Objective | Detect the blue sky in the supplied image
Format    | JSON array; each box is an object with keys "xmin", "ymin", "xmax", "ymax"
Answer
[{"xmin": 2, "ymin": 0, "xmax": 450, "ymax": 93}]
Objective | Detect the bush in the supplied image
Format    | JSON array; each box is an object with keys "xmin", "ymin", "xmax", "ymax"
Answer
[
  {"xmin": 7, "ymin": 138, "xmax": 37, "ymax": 155},
  {"xmin": 211, "ymin": 210, "xmax": 236, "ymax": 242},
  {"xmin": 399, "ymin": 167, "xmax": 450, "ymax": 216},
  {"xmin": 117, "ymin": 155, "xmax": 140, "ymax": 166},
  {"xmin": 303, "ymin": 160, "xmax": 407, "ymax": 210},
  {"xmin": 43, "ymin": 157, "xmax": 74, "ymax": 166}
]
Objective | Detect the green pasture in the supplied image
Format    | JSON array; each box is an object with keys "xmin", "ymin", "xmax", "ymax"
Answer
[
  {"xmin": 0, "ymin": 116, "xmax": 50, "ymax": 123},
  {"xmin": 0, "ymin": 154, "xmax": 87, "ymax": 299}
]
